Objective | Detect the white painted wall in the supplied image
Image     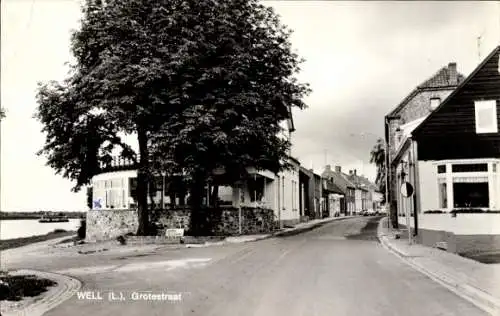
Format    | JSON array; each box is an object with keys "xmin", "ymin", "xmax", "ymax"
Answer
[
  {"xmin": 354, "ymin": 189, "xmax": 363, "ymax": 212},
  {"xmin": 275, "ymin": 166, "xmax": 300, "ymax": 221},
  {"xmin": 92, "ymin": 170, "xmax": 137, "ymax": 210},
  {"xmin": 418, "ymin": 161, "xmax": 440, "ymax": 212},
  {"xmin": 398, "ymin": 214, "xmax": 500, "ymax": 234}
]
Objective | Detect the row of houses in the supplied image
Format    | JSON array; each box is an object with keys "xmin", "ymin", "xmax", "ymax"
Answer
[
  {"xmin": 89, "ymin": 103, "xmax": 382, "ymax": 234},
  {"xmin": 385, "ymin": 45, "xmax": 500, "ymax": 254}
]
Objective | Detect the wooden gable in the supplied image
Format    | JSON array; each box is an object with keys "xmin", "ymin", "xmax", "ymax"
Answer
[{"xmin": 413, "ymin": 46, "xmax": 500, "ymax": 161}]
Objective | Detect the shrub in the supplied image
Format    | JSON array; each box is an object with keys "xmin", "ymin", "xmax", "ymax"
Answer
[
  {"xmin": 0, "ymin": 275, "xmax": 56, "ymax": 301},
  {"xmin": 77, "ymin": 219, "xmax": 86, "ymax": 239}
]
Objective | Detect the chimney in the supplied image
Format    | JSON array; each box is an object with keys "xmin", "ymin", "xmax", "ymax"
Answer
[
  {"xmin": 448, "ymin": 62, "xmax": 458, "ymax": 85},
  {"xmin": 335, "ymin": 166, "xmax": 341, "ymax": 173},
  {"xmin": 353, "ymin": 169, "xmax": 357, "ymax": 176},
  {"xmin": 349, "ymin": 170, "xmax": 353, "ymax": 175}
]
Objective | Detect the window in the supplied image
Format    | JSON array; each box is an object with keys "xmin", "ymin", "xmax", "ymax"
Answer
[
  {"xmin": 430, "ymin": 98, "xmax": 441, "ymax": 110},
  {"xmin": 452, "ymin": 163, "xmax": 488, "ymax": 173},
  {"xmin": 437, "ymin": 165, "xmax": 446, "ymax": 174},
  {"xmin": 281, "ymin": 176, "xmax": 285, "ymax": 207},
  {"xmin": 439, "ymin": 182, "xmax": 447, "ymax": 208},
  {"xmin": 453, "ymin": 182, "xmax": 489, "ymax": 208},
  {"xmin": 474, "ymin": 100, "xmax": 498, "ymax": 134},
  {"xmin": 129, "ymin": 177, "xmax": 138, "ymax": 201}
]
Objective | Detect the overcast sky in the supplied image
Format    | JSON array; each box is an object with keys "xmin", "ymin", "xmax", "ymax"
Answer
[{"xmin": 1, "ymin": 1, "xmax": 500, "ymax": 212}]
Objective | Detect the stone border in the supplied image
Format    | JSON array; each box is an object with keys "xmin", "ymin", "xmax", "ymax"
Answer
[
  {"xmin": 377, "ymin": 217, "xmax": 500, "ymax": 316},
  {"xmin": 1, "ymin": 269, "xmax": 82, "ymax": 316}
]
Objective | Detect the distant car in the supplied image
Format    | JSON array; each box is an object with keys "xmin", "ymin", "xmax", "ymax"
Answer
[{"xmin": 366, "ymin": 209, "xmax": 376, "ymax": 216}]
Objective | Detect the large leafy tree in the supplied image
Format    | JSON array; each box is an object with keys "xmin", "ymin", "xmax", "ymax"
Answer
[
  {"xmin": 370, "ymin": 138, "xmax": 386, "ymax": 203},
  {"xmin": 35, "ymin": 0, "xmax": 309, "ymax": 236},
  {"xmin": 148, "ymin": 0, "xmax": 309, "ymax": 233}
]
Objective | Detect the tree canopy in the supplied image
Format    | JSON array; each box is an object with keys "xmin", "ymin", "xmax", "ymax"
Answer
[
  {"xmin": 369, "ymin": 138, "xmax": 386, "ymax": 203},
  {"xmin": 35, "ymin": 0, "xmax": 309, "ymax": 235}
]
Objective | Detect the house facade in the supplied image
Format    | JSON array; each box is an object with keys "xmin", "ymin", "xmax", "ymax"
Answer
[
  {"xmin": 385, "ymin": 62, "xmax": 465, "ymax": 226},
  {"xmin": 321, "ymin": 176, "xmax": 345, "ymax": 218},
  {"xmin": 346, "ymin": 169, "xmax": 370, "ymax": 214},
  {"xmin": 89, "ymin": 106, "xmax": 302, "ymax": 239},
  {"xmin": 391, "ymin": 45, "xmax": 500, "ymax": 254},
  {"xmin": 322, "ymin": 165, "xmax": 356, "ymax": 215},
  {"xmin": 299, "ymin": 167, "xmax": 323, "ymax": 220}
]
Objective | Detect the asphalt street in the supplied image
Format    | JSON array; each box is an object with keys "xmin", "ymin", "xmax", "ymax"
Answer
[{"xmin": 7, "ymin": 217, "xmax": 489, "ymax": 316}]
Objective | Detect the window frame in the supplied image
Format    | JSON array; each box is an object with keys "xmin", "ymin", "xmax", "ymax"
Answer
[
  {"xmin": 474, "ymin": 100, "xmax": 498, "ymax": 134},
  {"xmin": 430, "ymin": 97, "xmax": 441, "ymax": 110}
]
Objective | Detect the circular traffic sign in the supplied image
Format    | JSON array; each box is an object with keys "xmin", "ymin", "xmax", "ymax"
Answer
[{"xmin": 400, "ymin": 181, "xmax": 414, "ymax": 198}]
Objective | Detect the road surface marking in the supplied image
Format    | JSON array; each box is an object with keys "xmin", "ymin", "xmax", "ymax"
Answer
[{"xmin": 53, "ymin": 259, "xmax": 212, "ymax": 276}]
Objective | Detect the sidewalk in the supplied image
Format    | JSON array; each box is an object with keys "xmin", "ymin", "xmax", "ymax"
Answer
[{"xmin": 378, "ymin": 217, "xmax": 500, "ymax": 316}]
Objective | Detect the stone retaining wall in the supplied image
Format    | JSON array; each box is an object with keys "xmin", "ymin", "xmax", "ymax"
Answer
[{"xmin": 86, "ymin": 207, "xmax": 275, "ymax": 242}]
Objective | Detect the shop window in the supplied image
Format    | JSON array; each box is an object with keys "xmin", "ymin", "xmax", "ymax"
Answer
[
  {"xmin": 248, "ymin": 177, "xmax": 264, "ymax": 202},
  {"xmin": 452, "ymin": 164, "xmax": 488, "ymax": 173},
  {"xmin": 453, "ymin": 182, "xmax": 489, "ymax": 208}
]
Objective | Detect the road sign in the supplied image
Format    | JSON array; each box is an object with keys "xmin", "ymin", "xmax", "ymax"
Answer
[
  {"xmin": 165, "ymin": 228, "xmax": 184, "ymax": 238},
  {"xmin": 400, "ymin": 182, "xmax": 414, "ymax": 198}
]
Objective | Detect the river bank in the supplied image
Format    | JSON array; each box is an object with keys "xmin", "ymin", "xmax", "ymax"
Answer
[{"xmin": 0, "ymin": 230, "xmax": 77, "ymax": 251}]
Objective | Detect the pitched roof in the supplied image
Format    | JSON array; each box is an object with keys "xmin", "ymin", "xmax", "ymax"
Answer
[
  {"xmin": 412, "ymin": 45, "xmax": 500, "ymax": 137},
  {"xmin": 322, "ymin": 169, "xmax": 356, "ymax": 193},
  {"xmin": 388, "ymin": 63, "xmax": 465, "ymax": 117},
  {"xmin": 322, "ymin": 179, "xmax": 344, "ymax": 195},
  {"xmin": 345, "ymin": 174, "xmax": 368, "ymax": 191},
  {"xmin": 418, "ymin": 64, "xmax": 465, "ymax": 89}
]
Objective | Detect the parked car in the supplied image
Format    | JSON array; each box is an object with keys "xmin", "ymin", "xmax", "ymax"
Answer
[{"xmin": 366, "ymin": 209, "xmax": 376, "ymax": 216}]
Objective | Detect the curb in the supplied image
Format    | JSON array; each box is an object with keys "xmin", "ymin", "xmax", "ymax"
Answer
[
  {"xmin": 273, "ymin": 216, "xmax": 353, "ymax": 238},
  {"xmin": 2, "ymin": 270, "xmax": 82, "ymax": 316},
  {"xmin": 377, "ymin": 218, "xmax": 500, "ymax": 316}
]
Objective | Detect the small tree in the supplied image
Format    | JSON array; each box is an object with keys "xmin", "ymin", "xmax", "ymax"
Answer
[{"xmin": 370, "ymin": 138, "xmax": 386, "ymax": 204}]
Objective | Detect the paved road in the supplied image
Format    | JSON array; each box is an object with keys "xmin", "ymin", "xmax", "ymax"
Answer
[{"xmin": 14, "ymin": 217, "xmax": 491, "ymax": 315}]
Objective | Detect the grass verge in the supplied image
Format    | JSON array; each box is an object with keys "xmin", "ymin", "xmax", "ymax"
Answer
[{"xmin": 0, "ymin": 230, "xmax": 76, "ymax": 251}]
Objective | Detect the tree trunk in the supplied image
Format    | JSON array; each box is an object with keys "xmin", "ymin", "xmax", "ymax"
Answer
[
  {"xmin": 136, "ymin": 127, "xmax": 150, "ymax": 236},
  {"xmin": 189, "ymin": 173, "xmax": 206, "ymax": 236}
]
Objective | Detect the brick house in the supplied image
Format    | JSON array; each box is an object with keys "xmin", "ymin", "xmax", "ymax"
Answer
[
  {"xmin": 391, "ymin": 45, "xmax": 500, "ymax": 254},
  {"xmin": 385, "ymin": 62, "xmax": 465, "ymax": 226},
  {"xmin": 322, "ymin": 165, "xmax": 356, "ymax": 215},
  {"xmin": 299, "ymin": 166, "xmax": 323, "ymax": 220},
  {"xmin": 321, "ymin": 176, "xmax": 345, "ymax": 218},
  {"xmin": 346, "ymin": 170, "xmax": 379, "ymax": 212}
]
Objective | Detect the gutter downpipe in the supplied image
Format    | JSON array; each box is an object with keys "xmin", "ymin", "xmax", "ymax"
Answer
[
  {"xmin": 411, "ymin": 138, "xmax": 419, "ymax": 237},
  {"xmin": 384, "ymin": 116, "xmax": 392, "ymax": 229}
]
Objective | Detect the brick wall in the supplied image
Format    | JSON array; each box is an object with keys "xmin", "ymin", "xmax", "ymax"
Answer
[
  {"xmin": 86, "ymin": 207, "xmax": 276, "ymax": 241},
  {"xmin": 386, "ymin": 88, "xmax": 455, "ymax": 222}
]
